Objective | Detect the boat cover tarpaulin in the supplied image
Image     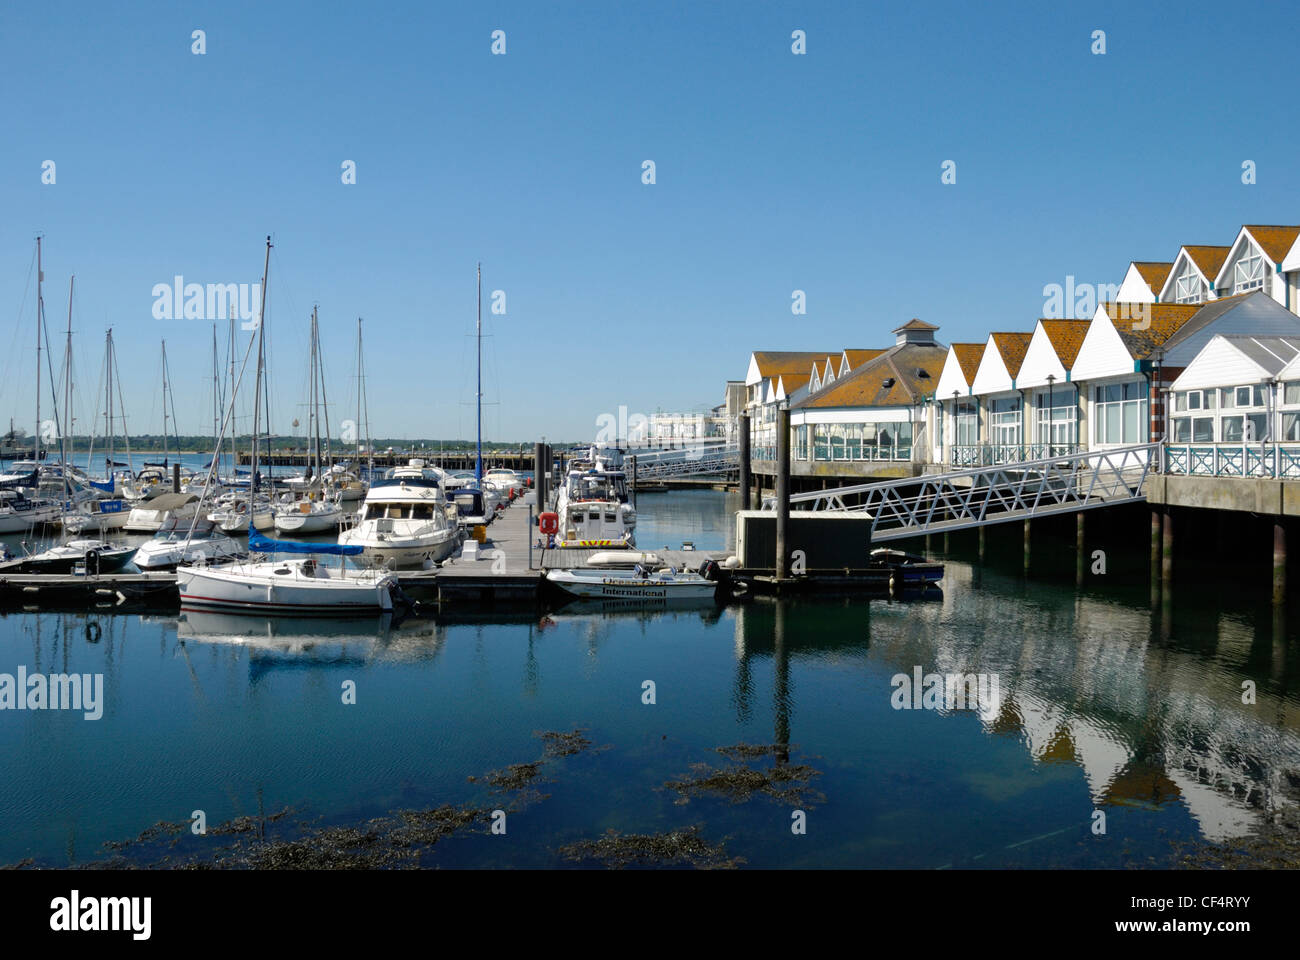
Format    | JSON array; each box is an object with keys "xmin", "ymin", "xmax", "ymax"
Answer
[
  {"xmin": 249, "ymin": 526, "xmax": 363, "ymax": 556},
  {"xmin": 89, "ymin": 479, "xmax": 115, "ymax": 492},
  {"xmin": 0, "ymin": 468, "xmax": 38, "ymax": 490}
]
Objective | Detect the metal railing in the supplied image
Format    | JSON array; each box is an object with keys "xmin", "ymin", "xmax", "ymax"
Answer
[
  {"xmin": 631, "ymin": 441, "xmax": 740, "ymax": 480},
  {"xmin": 949, "ymin": 443, "xmax": 1083, "ymax": 468},
  {"xmin": 1163, "ymin": 443, "xmax": 1300, "ymax": 479},
  {"xmin": 761, "ymin": 443, "xmax": 1156, "ymax": 542}
]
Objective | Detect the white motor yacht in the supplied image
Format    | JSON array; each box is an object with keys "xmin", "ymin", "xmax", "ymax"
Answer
[
  {"xmin": 132, "ymin": 519, "xmax": 244, "ymax": 570},
  {"xmin": 337, "ymin": 473, "xmax": 460, "ymax": 568}
]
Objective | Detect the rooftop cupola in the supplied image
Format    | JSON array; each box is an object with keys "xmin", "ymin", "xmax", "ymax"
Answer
[{"xmin": 893, "ymin": 318, "xmax": 939, "ymax": 346}]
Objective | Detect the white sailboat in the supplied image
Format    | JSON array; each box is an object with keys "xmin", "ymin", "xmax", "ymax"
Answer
[{"xmin": 177, "ymin": 237, "xmax": 397, "ymax": 615}]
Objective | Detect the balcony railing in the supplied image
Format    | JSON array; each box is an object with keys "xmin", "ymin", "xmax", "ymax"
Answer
[
  {"xmin": 1163, "ymin": 444, "xmax": 1300, "ymax": 479},
  {"xmin": 948, "ymin": 443, "xmax": 1083, "ymax": 468}
]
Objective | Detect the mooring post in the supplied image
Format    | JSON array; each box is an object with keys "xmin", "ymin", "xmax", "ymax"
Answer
[
  {"xmin": 172, "ymin": 461, "xmax": 181, "ymax": 494},
  {"xmin": 1274, "ymin": 520, "xmax": 1286, "ymax": 607},
  {"xmin": 1150, "ymin": 508, "xmax": 1161, "ymax": 596},
  {"xmin": 631, "ymin": 454, "xmax": 638, "ymax": 509},
  {"xmin": 775, "ymin": 405, "xmax": 790, "ymax": 580},
  {"xmin": 1023, "ymin": 518, "xmax": 1031, "ymax": 575},
  {"xmin": 1161, "ymin": 508, "xmax": 1173, "ymax": 586},
  {"xmin": 738, "ymin": 412, "xmax": 751, "ymax": 511},
  {"xmin": 1075, "ymin": 512, "xmax": 1085, "ymax": 585},
  {"xmin": 533, "ymin": 441, "xmax": 546, "ymax": 510},
  {"xmin": 977, "ymin": 526, "xmax": 985, "ymax": 562}
]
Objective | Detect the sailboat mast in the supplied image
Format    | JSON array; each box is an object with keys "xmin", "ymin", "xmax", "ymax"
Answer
[
  {"xmin": 105, "ymin": 330, "xmax": 114, "ymax": 476},
  {"xmin": 160, "ymin": 340, "xmax": 171, "ymax": 465},
  {"xmin": 35, "ymin": 237, "xmax": 43, "ymax": 465},
  {"xmin": 251, "ymin": 237, "xmax": 271, "ymax": 494},
  {"xmin": 228, "ymin": 308, "xmax": 236, "ymax": 482},
  {"xmin": 63, "ymin": 275, "xmax": 74, "ymax": 495},
  {"xmin": 316, "ymin": 307, "xmax": 332, "ymax": 471},
  {"xmin": 476, "ymin": 262, "xmax": 482, "ymax": 484}
]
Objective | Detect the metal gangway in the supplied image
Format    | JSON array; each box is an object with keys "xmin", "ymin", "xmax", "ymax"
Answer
[
  {"xmin": 761, "ymin": 443, "xmax": 1157, "ymax": 543},
  {"xmin": 629, "ymin": 441, "xmax": 740, "ymax": 480}
]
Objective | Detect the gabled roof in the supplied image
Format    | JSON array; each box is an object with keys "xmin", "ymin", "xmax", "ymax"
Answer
[
  {"xmin": 1181, "ymin": 245, "xmax": 1231, "ymax": 283},
  {"xmin": 1242, "ymin": 225, "xmax": 1300, "ymax": 265},
  {"xmin": 1037, "ymin": 319, "xmax": 1091, "ymax": 369},
  {"xmin": 951, "ymin": 343, "xmax": 985, "ymax": 383},
  {"xmin": 988, "ymin": 332, "xmax": 1033, "ymax": 379},
  {"xmin": 793, "ymin": 340, "xmax": 947, "ymax": 409},
  {"xmin": 1133, "ymin": 262, "xmax": 1173, "ymax": 294}
]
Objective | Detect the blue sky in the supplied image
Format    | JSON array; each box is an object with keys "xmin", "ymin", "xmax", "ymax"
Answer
[{"xmin": 1, "ymin": 1, "xmax": 1296, "ymax": 445}]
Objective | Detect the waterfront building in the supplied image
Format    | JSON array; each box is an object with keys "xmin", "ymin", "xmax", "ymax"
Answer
[
  {"xmin": 1157, "ymin": 245, "xmax": 1232, "ymax": 305},
  {"xmin": 1210, "ymin": 225, "xmax": 1300, "ymax": 312},
  {"xmin": 783, "ymin": 320, "xmax": 946, "ymax": 480},
  {"xmin": 1115, "ymin": 261, "xmax": 1173, "ymax": 304}
]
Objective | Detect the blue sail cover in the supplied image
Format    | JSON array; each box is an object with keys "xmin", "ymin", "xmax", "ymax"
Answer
[
  {"xmin": 248, "ymin": 526, "xmax": 364, "ymax": 556},
  {"xmin": 89, "ymin": 479, "xmax": 115, "ymax": 492}
]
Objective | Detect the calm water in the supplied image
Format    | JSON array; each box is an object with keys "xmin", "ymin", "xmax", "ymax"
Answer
[{"xmin": 2, "ymin": 488, "xmax": 1299, "ymax": 868}]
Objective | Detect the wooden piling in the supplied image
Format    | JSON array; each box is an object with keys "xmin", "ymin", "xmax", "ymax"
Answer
[
  {"xmin": 1075, "ymin": 512, "xmax": 1085, "ymax": 585},
  {"xmin": 738, "ymin": 412, "xmax": 751, "ymax": 512},
  {"xmin": 1023, "ymin": 518, "xmax": 1031, "ymax": 575},
  {"xmin": 1274, "ymin": 520, "xmax": 1286, "ymax": 607},
  {"xmin": 775, "ymin": 406, "xmax": 790, "ymax": 580},
  {"xmin": 1161, "ymin": 508, "xmax": 1173, "ymax": 586}
]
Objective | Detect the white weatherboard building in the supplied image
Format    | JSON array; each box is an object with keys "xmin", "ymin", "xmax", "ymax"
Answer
[{"xmin": 1166, "ymin": 334, "xmax": 1300, "ymax": 478}]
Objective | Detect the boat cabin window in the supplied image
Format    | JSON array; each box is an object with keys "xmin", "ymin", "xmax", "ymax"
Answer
[
  {"xmin": 411, "ymin": 504, "xmax": 435, "ymax": 520},
  {"xmin": 389, "ymin": 504, "xmax": 408, "ymax": 520}
]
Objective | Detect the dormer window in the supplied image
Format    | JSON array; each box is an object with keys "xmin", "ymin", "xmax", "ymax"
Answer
[{"xmin": 1231, "ymin": 246, "xmax": 1265, "ymax": 295}]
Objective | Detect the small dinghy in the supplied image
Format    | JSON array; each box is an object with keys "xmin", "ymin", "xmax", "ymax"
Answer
[
  {"xmin": 585, "ymin": 550, "xmax": 664, "ymax": 569},
  {"xmin": 547, "ymin": 563, "xmax": 719, "ymax": 601},
  {"xmin": 869, "ymin": 548, "xmax": 943, "ymax": 586}
]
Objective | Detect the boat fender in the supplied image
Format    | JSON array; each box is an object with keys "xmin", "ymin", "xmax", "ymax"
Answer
[{"xmin": 85, "ymin": 621, "xmax": 102, "ymax": 643}]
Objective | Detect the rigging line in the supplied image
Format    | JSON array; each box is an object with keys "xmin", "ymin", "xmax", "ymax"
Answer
[{"xmin": 1, "ymin": 250, "xmax": 37, "ymax": 405}]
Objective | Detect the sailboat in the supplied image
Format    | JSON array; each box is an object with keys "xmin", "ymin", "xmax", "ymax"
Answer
[
  {"xmin": 65, "ymin": 329, "xmax": 134, "ymax": 533},
  {"xmin": 178, "ymin": 239, "xmax": 400, "ymax": 615},
  {"xmin": 0, "ymin": 237, "xmax": 64, "ymax": 531},
  {"xmin": 273, "ymin": 305, "xmax": 342, "ymax": 534}
]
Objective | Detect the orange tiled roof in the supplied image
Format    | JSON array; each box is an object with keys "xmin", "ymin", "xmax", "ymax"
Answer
[
  {"xmin": 751, "ymin": 351, "xmax": 840, "ymax": 379},
  {"xmin": 1243, "ymin": 225, "xmax": 1300, "ymax": 264},
  {"xmin": 1133, "ymin": 261, "xmax": 1173, "ymax": 293},
  {"xmin": 1102, "ymin": 301, "xmax": 1203, "ymax": 358},
  {"xmin": 893, "ymin": 318, "xmax": 938, "ymax": 332},
  {"xmin": 988, "ymin": 332, "xmax": 1033, "ymax": 379},
  {"xmin": 951, "ymin": 343, "xmax": 985, "ymax": 384},
  {"xmin": 1181, "ymin": 245, "xmax": 1230, "ymax": 281},
  {"xmin": 1037, "ymin": 319, "xmax": 1091, "ymax": 369},
  {"xmin": 842, "ymin": 348, "xmax": 885, "ymax": 368},
  {"xmin": 794, "ymin": 342, "xmax": 947, "ymax": 409}
]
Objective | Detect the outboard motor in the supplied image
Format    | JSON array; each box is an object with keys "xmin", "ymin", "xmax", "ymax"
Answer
[{"xmin": 698, "ymin": 558, "xmax": 720, "ymax": 582}]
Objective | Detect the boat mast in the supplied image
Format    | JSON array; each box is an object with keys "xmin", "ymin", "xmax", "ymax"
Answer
[
  {"xmin": 476, "ymin": 262, "xmax": 482, "ymax": 484},
  {"xmin": 228, "ymin": 307, "xmax": 237, "ymax": 482},
  {"xmin": 63, "ymin": 275, "xmax": 74, "ymax": 495},
  {"xmin": 160, "ymin": 340, "xmax": 171, "ymax": 466},
  {"xmin": 35, "ymin": 236, "xmax": 43, "ymax": 467},
  {"xmin": 212, "ymin": 323, "xmax": 220, "ymax": 474},
  {"xmin": 355, "ymin": 317, "xmax": 363, "ymax": 466},
  {"xmin": 109, "ymin": 331, "xmax": 135, "ymax": 479},
  {"xmin": 316, "ymin": 307, "xmax": 332, "ymax": 472},
  {"xmin": 251, "ymin": 237, "xmax": 271, "ymax": 495}
]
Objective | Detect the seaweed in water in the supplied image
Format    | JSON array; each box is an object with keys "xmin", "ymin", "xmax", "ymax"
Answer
[
  {"xmin": 556, "ymin": 825, "xmax": 744, "ymax": 869},
  {"xmin": 664, "ymin": 743, "xmax": 825, "ymax": 806}
]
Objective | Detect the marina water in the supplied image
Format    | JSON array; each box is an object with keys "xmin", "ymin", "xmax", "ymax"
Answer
[{"xmin": 2, "ymin": 488, "xmax": 1298, "ymax": 867}]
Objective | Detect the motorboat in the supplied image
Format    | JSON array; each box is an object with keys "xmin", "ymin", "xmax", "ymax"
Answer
[
  {"xmin": 132, "ymin": 519, "xmax": 243, "ymax": 570},
  {"xmin": 552, "ymin": 465, "xmax": 636, "ymax": 548},
  {"xmin": 484, "ymin": 468, "xmax": 526, "ymax": 498},
  {"xmin": 178, "ymin": 528, "xmax": 399, "ymax": 614},
  {"xmin": 8, "ymin": 538, "xmax": 135, "ymax": 575},
  {"xmin": 546, "ymin": 564, "xmax": 718, "ymax": 601},
  {"xmin": 123, "ymin": 491, "xmax": 201, "ymax": 533},
  {"xmin": 272, "ymin": 496, "xmax": 344, "ymax": 535},
  {"xmin": 325, "ymin": 464, "xmax": 369, "ymax": 503},
  {"xmin": 337, "ymin": 473, "xmax": 460, "ymax": 568},
  {"xmin": 448, "ymin": 487, "xmax": 491, "ymax": 529}
]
